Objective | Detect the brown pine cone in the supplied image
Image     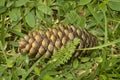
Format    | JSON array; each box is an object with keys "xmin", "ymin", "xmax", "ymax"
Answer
[{"xmin": 18, "ymin": 24, "xmax": 97, "ymax": 59}]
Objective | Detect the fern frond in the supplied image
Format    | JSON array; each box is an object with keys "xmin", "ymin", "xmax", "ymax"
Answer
[
  {"xmin": 49, "ymin": 38, "xmax": 80, "ymax": 68},
  {"xmin": 40, "ymin": 38, "xmax": 80, "ymax": 76}
]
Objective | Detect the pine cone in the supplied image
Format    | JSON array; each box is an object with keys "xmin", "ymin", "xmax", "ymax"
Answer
[{"xmin": 19, "ymin": 24, "xmax": 97, "ymax": 59}]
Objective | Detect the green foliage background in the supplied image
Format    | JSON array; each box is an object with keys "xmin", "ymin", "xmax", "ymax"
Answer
[{"xmin": 0, "ymin": 0, "xmax": 120, "ymax": 80}]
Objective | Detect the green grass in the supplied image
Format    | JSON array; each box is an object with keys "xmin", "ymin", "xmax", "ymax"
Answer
[{"xmin": 0, "ymin": 0, "xmax": 120, "ymax": 80}]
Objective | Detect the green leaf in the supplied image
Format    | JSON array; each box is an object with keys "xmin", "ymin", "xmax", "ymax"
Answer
[
  {"xmin": 64, "ymin": 10, "xmax": 86, "ymax": 27},
  {"xmin": 108, "ymin": 0, "xmax": 120, "ymax": 11},
  {"xmin": 73, "ymin": 58, "xmax": 79, "ymax": 69},
  {"xmin": 6, "ymin": 59, "xmax": 14, "ymax": 68},
  {"xmin": 9, "ymin": 8, "xmax": 21, "ymax": 21},
  {"xmin": 0, "ymin": 0, "xmax": 6, "ymax": 6},
  {"xmin": 94, "ymin": 57, "xmax": 103, "ymax": 63},
  {"xmin": 43, "ymin": 75, "xmax": 54, "ymax": 80},
  {"xmin": 0, "ymin": 41, "xmax": 7, "ymax": 62},
  {"xmin": 38, "ymin": 4, "xmax": 53, "ymax": 15},
  {"xmin": 8, "ymin": 28, "xmax": 24, "ymax": 37},
  {"xmin": 76, "ymin": 16, "xmax": 86, "ymax": 28},
  {"xmin": 34, "ymin": 67, "xmax": 40, "ymax": 76},
  {"xmin": 65, "ymin": 73, "xmax": 74, "ymax": 80},
  {"xmin": 0, "ymin": 6, "xmax": 7, "ymax": 14},
  {"xmin": 64, "ymin": 11, "xmax": 78, "ymax": 24},
  {"xmin": 0, "ymin": 65, "xmax": 7, "ymax": 76},
  {"xmin": 22, "ymin": 57, "xmax": 43, "ymax": 79},
  {"xmin": 79, "ymin": 0, "xmax": 91, "ymax": 5},
  {"xmin": 36, "ymin": 10, "xmax": 44, "ymax": 21},
  {"xmin": 25, "ymin": 12, "xmax": 35, "ymax": 27},
  {"xmin": 99, "ymin": 75, "xmax": 107, "ymax": 80},
  {"xmin": 1, "ymin": 75, "xmax": 12, "ymax": 80},
  {"xmin": 12, "ymin": 22, "xmax": 22, "ymax": 32},
  {"xmin": 87, "ymin": 4, "xmax": 104, "ymax": 28},
  {"xmin": 13, "ymin": 68, "xmax": 26, "ymax": 79},
  {"xmin": 15, "ymin": 0, "xmax": 29, "ymax": 7},
  {"xmin": 6, "ymin": 1, "xmax": 14, "ymax": 7},
  {"xmin": 81, "ymin": 57, "xmax": 90, "ymax": 62}
]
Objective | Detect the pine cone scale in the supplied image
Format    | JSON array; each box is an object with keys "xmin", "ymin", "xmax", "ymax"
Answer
[{"xmin": 19, "ymin": 25, "xmax": 97, "ymax": 59}]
